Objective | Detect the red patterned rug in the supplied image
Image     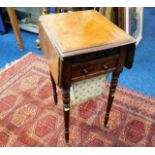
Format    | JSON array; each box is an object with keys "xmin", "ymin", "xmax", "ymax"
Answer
[{"xmin": 0, "ymin": 52, "xmax": 155, "ymax": 147}]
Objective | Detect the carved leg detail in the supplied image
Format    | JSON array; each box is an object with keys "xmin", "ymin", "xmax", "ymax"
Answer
[
  {"xmin": 63, "ymin": 88, "xmax": 70, "ymax": 143},
  {"xmin": 104, "ymin": 72, "xmax": 120, "ymax": 127},
  {"xmin": 50, "ymin": 73, "xmax": 57, "ymax": 105}
]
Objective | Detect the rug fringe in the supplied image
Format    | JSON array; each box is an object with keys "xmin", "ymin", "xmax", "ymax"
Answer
[{"xmin": 0, "ymin": 52, "xmax": 33, "ymax": 73}]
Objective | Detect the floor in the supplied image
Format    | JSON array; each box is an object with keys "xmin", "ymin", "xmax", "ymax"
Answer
[
  {"xmin": 0, "ymin": 8, "xmax": 155, "ymax": 97},
  {"xmin": 0, "ymin": 29, "xmax": 42, "ymax": 68},
  {"xmin": 118, "ymin": 8, "xmax": 155, "ymax": 97}
]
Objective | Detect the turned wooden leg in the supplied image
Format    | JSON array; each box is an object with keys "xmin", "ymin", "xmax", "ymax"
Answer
[
  {"xmin": 104, "ymin": 72, "xmax": 120, "ymax": 128},
  {"xmin": 7, "ymin": 7, "xmax": 24, "ymax": 50},
  {"xmin": 50, "ymin": 73, "xmax": 57, "ymax": 105},
  {"xmin": 62, "ymin": 88, "xmax": 70, "ymax": 143}
]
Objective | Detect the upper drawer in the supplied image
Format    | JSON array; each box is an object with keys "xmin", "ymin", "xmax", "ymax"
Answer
[{"xmin": 71, "ymin": 55, "xmax": 119, "ymax": 80}]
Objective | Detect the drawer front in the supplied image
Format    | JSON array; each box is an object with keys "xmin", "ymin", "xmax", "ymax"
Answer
[{"xmin": 71, "ymin": 55, "xmax": 119, "ymax": 79}]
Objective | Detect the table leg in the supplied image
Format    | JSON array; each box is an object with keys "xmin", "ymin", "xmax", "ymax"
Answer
[
  {"xmin": 62, "ymin": 88, "xmax": 70, "ymax": 143},
  {"xmin": 7, "ymin": 8, "xmax": 24, "ymax": 50},
  {"xmin": 104, "ymin": 72, "xmax": 120, "ymax": 128},
  {"xmin": 50, "ymin": 73, "xmax": 57, "ymax": 105}
]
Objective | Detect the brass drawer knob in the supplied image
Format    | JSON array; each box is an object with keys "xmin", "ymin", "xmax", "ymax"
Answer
[
  {"xmin": 102, "ymin": 64, "xmax": 109, "ymax": 70},
  {"xmin": 82, "ymin": 68, "xmax": 89, "ymax": 75}
]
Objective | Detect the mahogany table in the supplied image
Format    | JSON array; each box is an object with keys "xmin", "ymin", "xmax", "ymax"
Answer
[{"xmin": 39, "ymin": 10, "xmax": 136, "ymax": 143}]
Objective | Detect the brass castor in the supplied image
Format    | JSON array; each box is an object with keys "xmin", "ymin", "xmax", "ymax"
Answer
[{"xmin": 105, "ymin": 123, "xmax": 109, "ymax": 128}]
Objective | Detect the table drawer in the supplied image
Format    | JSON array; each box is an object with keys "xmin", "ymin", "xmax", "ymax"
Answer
[{"xmin": 71, "ymin": 55, "xmax": 119, "ymax": 79}]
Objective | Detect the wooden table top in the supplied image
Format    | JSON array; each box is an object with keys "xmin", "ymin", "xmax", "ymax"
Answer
[{"xmin": 39, "ymin": 10, "xmax": 136, "ymax": 58}]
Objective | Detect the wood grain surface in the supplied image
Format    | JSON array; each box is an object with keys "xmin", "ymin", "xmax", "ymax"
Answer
[{"xmin": 39, "ymin": 10, "xmax": 135, "ymax": 58}]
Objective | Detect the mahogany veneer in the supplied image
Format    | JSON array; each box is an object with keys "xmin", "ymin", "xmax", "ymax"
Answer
[{"xmin": 39, "ymin": 10, "xmax": 136, "ymax": 143}]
